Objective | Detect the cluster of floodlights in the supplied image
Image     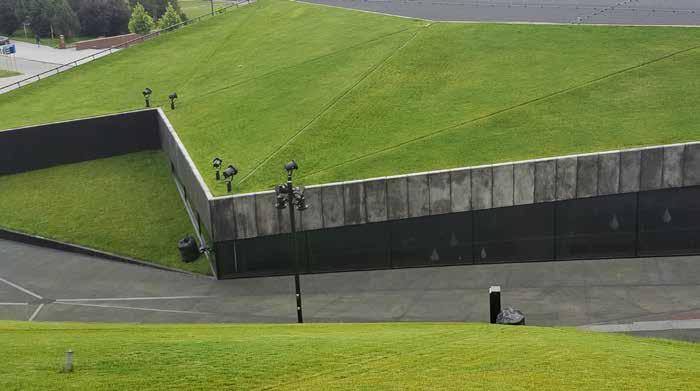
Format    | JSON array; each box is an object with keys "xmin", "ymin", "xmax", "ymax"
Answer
[
  {"xmin": 141, "ymin": 88, "xmax": 178, "ymax": 110},
  {"xmin": 274, "ymin": 160, "xmax": 309, "ymax": 212},
  {"xmin": 213, "ymin": 157, "xmax": 238, "ymax": 193}
]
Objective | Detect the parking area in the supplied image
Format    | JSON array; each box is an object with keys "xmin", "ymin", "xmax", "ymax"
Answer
[
  {"xmin": 1, "ymin": 238, "xmax": 698, "ymax": 340},
  {"xmin": 301, "ymin": 0, "xmax": 700, "ymax": 25}
]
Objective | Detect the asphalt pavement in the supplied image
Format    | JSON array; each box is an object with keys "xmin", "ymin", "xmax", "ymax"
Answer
[
  {"xmin": 1, "ymin": 238, "xmax": 698, "ymax": 341},
  {"xmin": 300, "ymin": 0, "xmax": 700, "ymax": 25}
]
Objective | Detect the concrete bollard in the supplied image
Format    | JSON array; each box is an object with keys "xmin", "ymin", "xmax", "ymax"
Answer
[{"xmin": 63, "ymin": 349, "xmax": 73, "ymax": 373}]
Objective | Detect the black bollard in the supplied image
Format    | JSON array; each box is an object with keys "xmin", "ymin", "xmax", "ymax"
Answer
[{"xmin": 489, "ymin": 286, "xmax": 501, "ymax": 324}]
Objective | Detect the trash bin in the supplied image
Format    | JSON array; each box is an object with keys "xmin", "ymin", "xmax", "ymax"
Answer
[{"xmin": 178, "ymin": 236, "xmax": 200, "ymax": 263}]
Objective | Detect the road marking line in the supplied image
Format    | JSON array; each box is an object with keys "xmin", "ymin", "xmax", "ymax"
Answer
[
  {"xmin": 580, "ymin": 319, "xmax": 700, "ymax": 333},
  {"xmin": 28, "ymin": 304, "xmax": 44, "ymax": 322},
  {"xmin": 55, "ymin": 295, "xmax": 214, "ymax": 302},
  {"xmin": 0, "ymin": 277, "xmax": 43, "ymax": 299},
  {"xmin": 0, "ymin": 302, "xmax": 29, "ymax": 306},
  {"xmin": 55, "ymin": 301, "xmax": 212, "ymax": 315}
]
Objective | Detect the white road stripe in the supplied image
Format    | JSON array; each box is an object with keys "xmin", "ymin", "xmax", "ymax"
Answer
[
  {"xmin": 28, "ymin": 304, "xmax": 44, "ymax": 322},
  {"xmin": 56, "ymin": 301, "xmax": 211, "ymax": 315},
  {"xmin": 580, "ymin": 319, "xmax": 700, "ymax": 333},
  {"xmin": 0, "ymin": 277, "xmax": 43, "ymax": 299},
  {"xmin": 0, "ymin": 302, "xmax": 29, "ymax": 306},
  {"xmin": 55, "ymin": 295, "xmax": 214, "ymax": 302}
]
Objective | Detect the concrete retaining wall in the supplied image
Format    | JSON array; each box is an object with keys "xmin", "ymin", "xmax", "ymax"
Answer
[
  {"xmin": 155, "ymin": 110, "xmax": 213, "ymax": 236},
  {"xmin": 0, "ymin": 110, "xmax": 159, "ymax": 175},
  {"xmin": 209, "ymin": 142, "xmax": 700, "ymax": 241}
]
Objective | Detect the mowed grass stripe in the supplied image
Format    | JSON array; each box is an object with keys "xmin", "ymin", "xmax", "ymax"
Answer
[
  {"xmin": 238, "ymin": 21, "xmax": 700, "ymax": 192},
  {"xmin": 303, "ymin": 47, "xmax": 700, "ymax": 185},
  {"xmin": 238, "ymin": 25, "xmax": 428, "ymax": 185},
  {"xmin": 295, "ymin": 40, "xmax": 700, "ymax": 183}
]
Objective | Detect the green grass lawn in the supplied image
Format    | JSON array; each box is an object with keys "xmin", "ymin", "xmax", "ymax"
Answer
[
  {"xmin": 1, "ymin": 0, "xmax": 700, "ymax": 265},
  {"xmin": 0, "ymin": 151, "xmax": 210, "ymax": 275},
  {"xmin": 0, "ymin": 69, "xmax": 20, "ymax": 78},
  {"xmin": 180, "ymin": 0, "xmax": 228, "ymax": 18},
  {"xmin": 2, "ymin": 0, "xmax": 699, "ymax": 194},
  {"xmin": 0, "ymin": 321, "xmax": 697, "ymax": 390}
]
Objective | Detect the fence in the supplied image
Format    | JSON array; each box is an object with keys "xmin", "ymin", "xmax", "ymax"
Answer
[{"xmin": 0, "ymin": 0, "xmax": 252, "ymax": 93}]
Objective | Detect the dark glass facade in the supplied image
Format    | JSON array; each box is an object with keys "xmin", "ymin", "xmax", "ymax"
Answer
[{"xmin": 216, "ymin": 186, "xmax": 700, "ymax": 278}]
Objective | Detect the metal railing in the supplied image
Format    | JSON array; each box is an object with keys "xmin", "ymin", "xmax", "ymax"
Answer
[{"xmin": 0, "ymin": 0, "xmax": 252, "ymax": 93}]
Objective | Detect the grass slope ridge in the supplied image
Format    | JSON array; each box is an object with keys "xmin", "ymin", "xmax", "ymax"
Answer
[
  {"xmin": 0, "ymin": 0, "xmax": 698, "ymax": 195},
  {"xmin": 1, "ymin": 321, "xmax": 698, "ymax": 390}
]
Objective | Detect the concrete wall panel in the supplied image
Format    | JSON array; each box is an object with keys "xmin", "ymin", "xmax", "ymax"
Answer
[
  {"xmin": 429, "ymin": 172, "xmax": 451, "ymax": 215},
  {"xmin": 684, "ymin": 144, "xmax": 700, "ymax": 186},
  {"xmin": 641, "ymin": 148, "xmax": 664, "ymax": 190},
  {"xmin": 407, "ymin": 175, "xmax": 430, "ymax": 217},
  {"xmin": 233, "ymin": 195, "xmax": 257, "ymax": 240},
  {"xmin": 471, "ymin": 167, "xmax": 493, "ymax": 210},
  {"xmin": 513, "ymin": 162, "xmax": 534, "ymax": 205},
  {"xmin": 387, "ymin": 177, "xmax": 409, "ymax": 220},
  {"xmin": 534, "ymin": 160, "xmax": 555, "ymax": 202},
  {"xmin": 301, "ymin": 187, "xmax": 323, "ymax": 231},
  {"xmin": 255, "ymin": 192, "xmax": 279, "ymax": 237},
  {"xmin": 598, "ymin": 152, "xmax": 620, "ymax": 195},
  {"xmin": 364, "ymin": 179, "xmax": 388, "ymax": 223},
  {"xmin": 556, "ymin": 157, "xmax": 577, "ymax": 200},
  {"xmin": 620, "ymin": 150, "xmax": 641, "ymax": 193},
  {"xmin": 492, "ymin": 165, "xmax": 514, "ymax": 208},
  {"xmin": 576, "ymin": 155, "xmax": 598, "ymax": 198},
  {"xmin": 322, "ymin": 185, "xmax": 345, "ymax": 228},
  {"xmin": 450, "ymin": 169, "xmax": 471, "ymax": 212},
  {"xmin": 662, "ymin": 145, "xmax": 684, "ymax": 188},
  {"xmin": 344, "ymin": 181, "xmax": 366, "ymax": 225}
]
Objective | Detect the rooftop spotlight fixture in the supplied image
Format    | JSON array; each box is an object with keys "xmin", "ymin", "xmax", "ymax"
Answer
[
  {"xmin": 285, "ymin": 160, "xmax": 299, "ymax": 175},
  {"xmin": 169, "ymin": 92, "xmax": 178, "ymax": 110},
  {"xmin": 142, "ymin": 87, "xmax": 152, "ymax": 107},
  {"xmin": 222, "ymin": 164, "xmax": 238, "ymax": 193},
  {"xmin": 212, "ymin": 157, "xmax": 223, "ymax": 180}
]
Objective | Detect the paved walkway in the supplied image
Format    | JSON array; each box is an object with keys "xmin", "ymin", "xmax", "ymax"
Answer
[
  {"xmin": 1, "ymin": 238, "xmax": 699, "ymax": 341},
  {"xmin": 302, "ymin": 0, "xmax": 700, "ymax": 25},
  {"xmin": 0, "ymin": 41, "xmax": 111, "ymax": 93}
]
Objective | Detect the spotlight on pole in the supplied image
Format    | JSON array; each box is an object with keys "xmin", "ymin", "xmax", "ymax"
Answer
[
  {"xmin": 142, "ymin": 87, "xmax": 152, "ymax": 108},
  {"xmin": 169, "ymin": 92, "xmax": 178, "ymax": 110},
  {"xmin": 212, "ymin": 157, "xmax": 222, "ymax": 180},
  {"xmin": 222, "ymin": 164, "xmax": 238, "ymax": 193}
]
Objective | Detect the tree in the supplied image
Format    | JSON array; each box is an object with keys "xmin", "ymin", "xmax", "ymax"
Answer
[
  {"xmin": 0, "ymin": 0, "xmax": 20, "ymax": 35},
  {"xmin": 157, "ymin": 2, "xmax": 181, "ymax": 30},
  {"xmin": 128, "ymin": 0, "xmax": 180, "ymax": 21},
  {"xmin": 15, "ymin": 0, "xmax": 80, "ymax": 38},
  {"xmin": 128, "ymin": 2, "xmax": 155, "ymax": 35},
  {"xmin": 77, "ymin": 0, "xmax": 130, "ymax": 37}
]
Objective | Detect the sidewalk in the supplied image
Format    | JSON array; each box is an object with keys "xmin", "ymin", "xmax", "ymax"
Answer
[{"xmin": 0, "ymin": 41, "xmax": 114, "ymax": 94}]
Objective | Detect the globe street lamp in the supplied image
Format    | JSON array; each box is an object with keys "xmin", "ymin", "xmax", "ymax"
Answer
[{"xmin": 275, "ymin": 160, "xmax": 309, "ymax": 324}]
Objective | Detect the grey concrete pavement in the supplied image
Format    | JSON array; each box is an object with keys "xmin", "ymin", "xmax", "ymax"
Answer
[
  {"xmin": 0, "ymin": 238, "xmax": 699, "ymax": 341},
  {"xmin": 301, "ymin": 0, "xmax": 700, "ymax": 25},
  {"xmin": 0, "ymin": 41, "xmax": 114, "ymax": 93}
]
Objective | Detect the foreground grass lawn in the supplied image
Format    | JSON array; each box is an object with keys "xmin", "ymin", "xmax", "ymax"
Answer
[
  {"xmin": 0, "ymin": 151, "xmax": 209, "ymax": 275},
  {"xmin": 0, "ymin": 321, "xmax": 697, "ymax": 390},
  {"xmin": 1, "ymin": 0, "xmax": 699, "ymax": 195}
]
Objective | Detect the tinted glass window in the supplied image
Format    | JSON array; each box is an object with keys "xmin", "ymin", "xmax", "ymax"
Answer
[
  {"xmin": 391, "ymin": 212, "xmax": 473, "ymax": 267},
  {"xmin": 556, "ymin": 193, "xmax": 636, "ymax": 259},
  {"xmin": 234, "ymin": 234, "xmax": 296, "ymax": 275},
  {"xmin": 638, "ymin": 186, "xmax": 700, "ymax": 256},
  {"xmin": 307, "ymin": 223, "xmax": 390, "ymax": 272},
  {"xmin": 474, "ymin": 203, "xmax": 554, "ymax": 264}
]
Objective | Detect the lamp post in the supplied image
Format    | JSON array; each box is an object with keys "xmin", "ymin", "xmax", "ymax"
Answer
[
  {"xmin": 142, "ymin": 87, "xmax": 152, "ymax": 108},
  {"xmin": 210, "ymin": 0, "xmax": 215, "ymax": 16},
  {"xmin": 169, "ymin": 92, "xmax": 178, "ymax": 110},
  {"xmin": 275, "ymin": 160, "xmax": 308, "ymax": 324}
]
